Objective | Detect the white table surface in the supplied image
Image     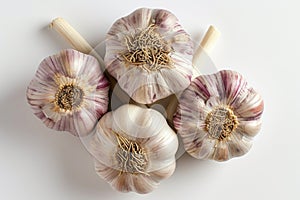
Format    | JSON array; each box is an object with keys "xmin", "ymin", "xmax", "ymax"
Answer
[{"xmin": 0, "ymin": 0, "xmax": 299, "ymax": 199}]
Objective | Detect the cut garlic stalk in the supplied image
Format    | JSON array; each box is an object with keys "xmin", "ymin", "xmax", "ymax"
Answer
[
  {"xmin": 173, "ymin": 70, "xmax": 264, "ymax": 161},
  {"xmin": 90, "ymin": 104, "xmax": 178, "ymax": 193},
  {"xmin": 50, "ymin": 18, "xmax": 93, "ymax": 54},
  {"xmin": 192, "ymin": 25, "xmax": 220, "ymax": 78},
  {"xmin": 27, "ymin": 49, "xmax": 109, "ymax": 136},
  {"xmin": 104, "ymin": 8, "xmax": 194, "ymax": 104}
]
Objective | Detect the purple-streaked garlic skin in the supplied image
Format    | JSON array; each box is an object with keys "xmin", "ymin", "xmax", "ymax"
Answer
[
  {"xmin": 173, "ymin": 70, "xmax": 264, "ymax": 162},
  {"xmin": 90, "ymin": 104, "xmax": 178, "ymax": 194},
  {"xmin": 27, "ymin": 49, "xmax": 109, "ymax": 136},
  {"xmin": 104, "ymin": 8, "xmax": 194, "ymax": 104}
]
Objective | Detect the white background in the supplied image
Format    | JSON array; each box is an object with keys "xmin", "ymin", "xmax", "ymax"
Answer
[{"xmin": 0, "ymin": 0, "xmax": 299, "ymax": 199}]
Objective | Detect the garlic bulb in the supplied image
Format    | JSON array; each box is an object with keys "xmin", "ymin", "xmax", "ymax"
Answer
[
  {"xmin": 90, "ymin": 104, "xmax": 178, "ymax": 194},
  {"xmin": 173, "ymin": 70, "xmax": 264, "ymax": 161},
  {"xmin": 27, "ymin": 49, "xmax": 109, "ymax": 136},
  {"xmin": 104, "ymin": 8, "xmax": 194, "ymax": 104}
]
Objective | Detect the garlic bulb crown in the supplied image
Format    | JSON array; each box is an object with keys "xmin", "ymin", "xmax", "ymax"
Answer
[
  {"xmin": 90, "ymin": 104, "xmax": 178, "ymax": 194},
  {"xmin": 104, "ymin": 8, "xmax": 194, "ymax": 104},
  {"xmin": 27, "ymin": 49, "xmax": 109, "ymax": 136},
  {"xmin": 174, "ymin": 70, "xmax": 264, "ymax": 161},
  {"xmin": 205, "ymin": 105, "xmax": 239, "ymax": 140}
]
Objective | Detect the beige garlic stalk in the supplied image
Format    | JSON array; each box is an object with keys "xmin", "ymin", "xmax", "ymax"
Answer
[
  {"xmin": 90, "ymin": 104, "xmax": 178, "ymax": 194},
  {"xmin": 104, "ymin": 8, "xmax": 194, "ymax": 104},
  {"xmin": 174, "ymin": 70, "xmax": 264, "ymax": 161},
  {"xmin": 27, "ymin": 49, "xmax": 109, "ymax": 136}
]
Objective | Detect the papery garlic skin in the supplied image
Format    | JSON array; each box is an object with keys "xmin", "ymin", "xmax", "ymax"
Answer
[
  {"xmin": 27, "ymin": 49, "xmax": 109, "ymax": 136},
  {"xmin": 105, "ymin": 8, "xmax": 194, "ymax": 104},
  {"xmin": 174, "ymin": 70, "xmax": 264, "ymax": 162},
  {"xmin": 90, "ymin": 104, "xmax": 178, "ymax": 194}
]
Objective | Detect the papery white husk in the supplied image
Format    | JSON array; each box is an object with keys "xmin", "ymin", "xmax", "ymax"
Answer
[
  {"xmin": 90, "ymin": 104, "xmax": 178, "ymax": 194},
  {"xmin": 27, "ymin": 49, "xmax": 109, "ymax": 136},
  {"xmin": 104, "ymin": 8, "xmax": 194, "ymax": 104},
  {"xmin": 174, "ymin": 70, "xmax": 264, "ymax": 162}
]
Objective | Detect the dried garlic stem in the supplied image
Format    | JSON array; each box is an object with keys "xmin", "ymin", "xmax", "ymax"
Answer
[
  {"xmin": 50, "ymin": 18, "xmax": 93, "ymax": 54},
  {"xmin": 192, "ymin": 25, "xmax": 220, "ymax": 78},
  {"xmin": 199, "ymin": 25, "xmax": 220, "ymax": 55},
  {"xmin": 50, "ymin": 17, "xmax": 133, "ymax": 107},
  {"xmin": 165, "ymin": 25, "xmax": 221, "ymax": 127}
]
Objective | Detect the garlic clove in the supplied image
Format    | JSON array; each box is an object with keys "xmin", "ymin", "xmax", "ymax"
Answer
[
  {"xmin": 130, "ymin": 173, "xmax": 157, "ymax": 194},
  {"xmin": 90, "ymin": 104, "xmax": 178, "ymax": 193},
  {"xmin": 227, "ymin": 131, "xmax": 252, "ymax": 157},
  {"xmin": 174, "ymin": 70, "xmax": 264, "ymax": 161},
  {"xmin": 105, "ymin": 8, "xmax": 194, "ymax": 104},
  {"xmin": 131, "ymin": 175, "xmax": 158, "ymax": 194},
  {"xmin": 144, "ymin": 128, "xmax": 178, "ymax": 172},
  {"xmin": 236, "ymin": 118, "xmax": 263, "ymax": 138},
  {"xmin": 149, "ymin": 162, "xmax": 176, "ymax": 182},
  {"xmin": 111, "ymin": 170, "xmax": 134, "ymax": 193},
  {"xmin": 90, "ymin": 112, "xmax": 118, "ymax": 168},
  {"xmin": 94, "ymin": 161, "xmax": 120, "ymax": 182},
  {"xmin": 189, "ymin": 136, "xmax": 216, "ymax": 160},
  {"xmin": 95, "ymin": 160, "xmax": 157, "ymax": 194},
  {"xmin": 218, "ymin": 70, "xmax": 248, "ymax": 106},
  {"xmin": 196, "ymin": 137, "xmax": 217, "ymax": 159},
  {"xmin": 94, "ymin": 161, "xmax": 176, "ymax": 194},
  {"xmin": 111, "ymin": 104, "xmax": 166, "ymax": 139},
  {"xmin": 27, "ymin": 49, "xmax": 109, "ymax": 136},
  {"xmin": 212, "ymin": 140, "xmax": 230, "ymax": 162},
  {"xmin": 234, "ymin": 89, "xmax": 264, "ymax": 120}
]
